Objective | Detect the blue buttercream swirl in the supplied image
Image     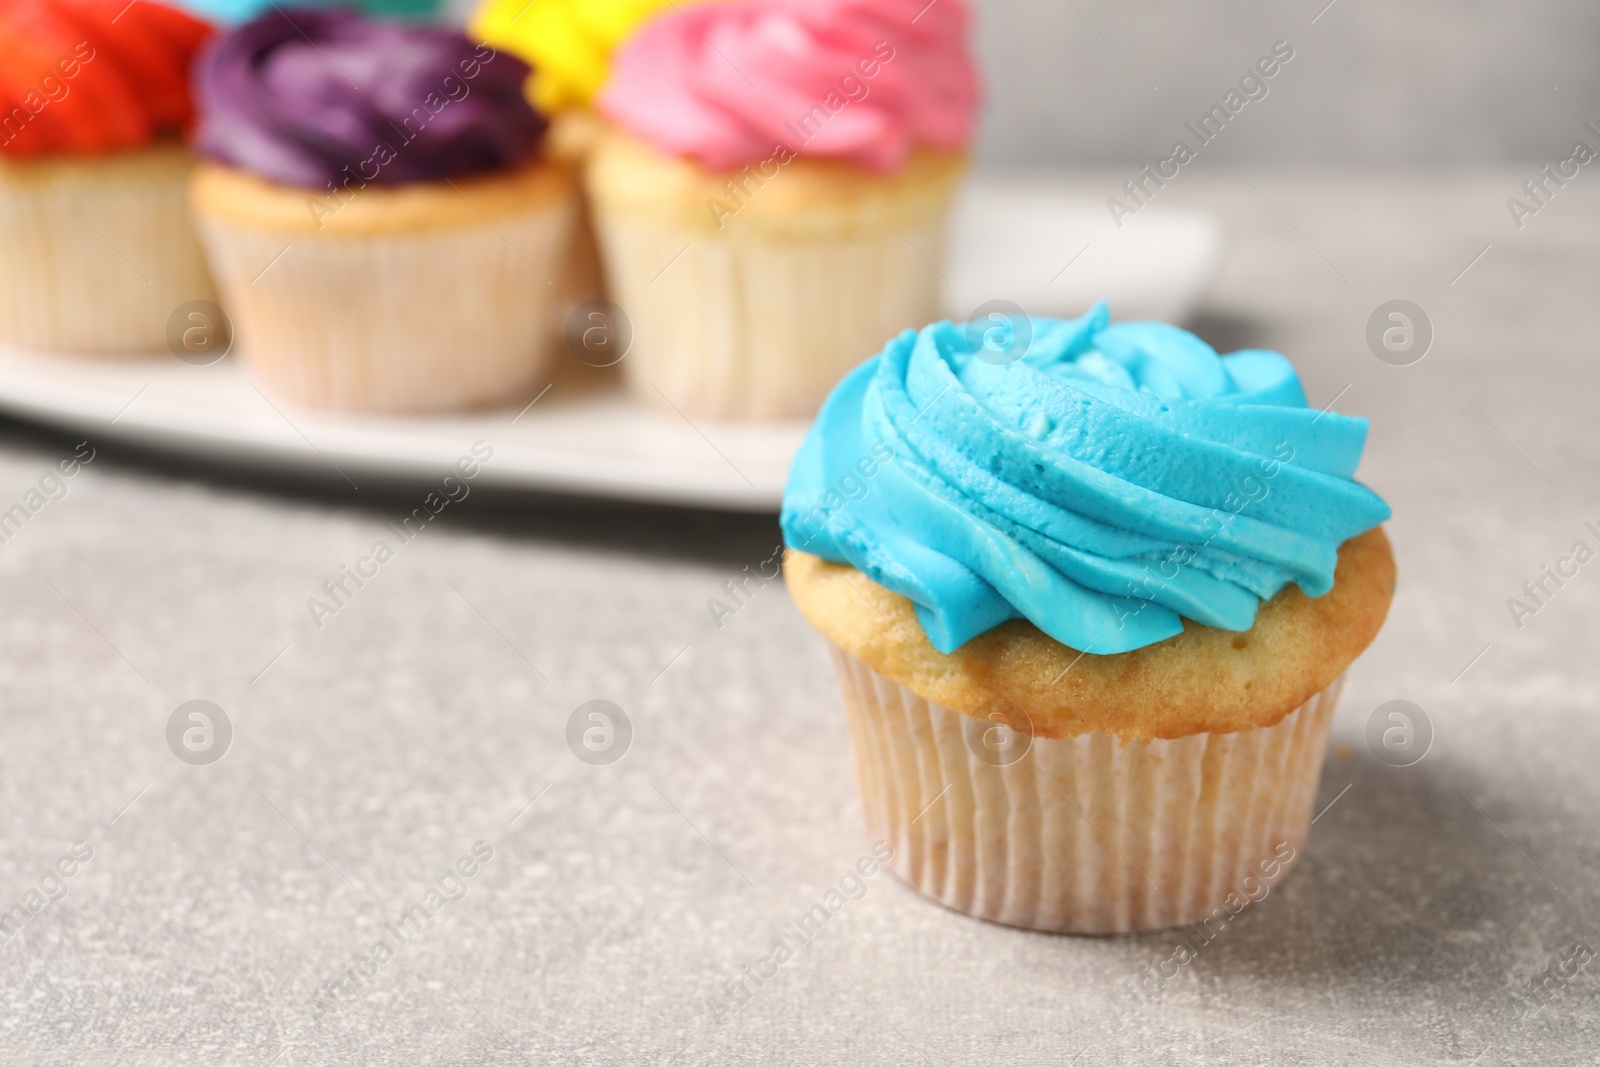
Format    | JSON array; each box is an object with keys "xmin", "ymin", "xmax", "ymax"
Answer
[{"xmin": 780, "ymin": 302, "xmax": 1391, "ymax": 655}]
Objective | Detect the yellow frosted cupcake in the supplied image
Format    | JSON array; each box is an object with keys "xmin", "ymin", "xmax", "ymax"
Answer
[
  {"xmin": 189, "ymin": 9, "xmax": 573, "ymax": 412},
  {"xmin": 781, "ymin": 305, "xmax": 1396, "ymax": 933},
  {"xmin": 588, "ymin": 0, "xmax": 980, "ymax": 419},
  {"xmin": 0, "ymin": 0, "xmax": 215, "ymax": 353},
  {"xmin": 469, "ymin": 0, "xmax": 688, "ymax": 315}
]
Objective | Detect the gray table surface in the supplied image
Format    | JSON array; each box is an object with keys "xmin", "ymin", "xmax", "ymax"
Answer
[{"xmin": 0, "ymin": 172, "xmax": 1596, "ymax": 1066}]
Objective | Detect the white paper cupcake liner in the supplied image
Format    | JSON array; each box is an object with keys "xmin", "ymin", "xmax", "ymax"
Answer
[
  {"xmin": 830, "ymin": 646, "xmax": 1341, "ymax": 933},
  {"xmin": 592, "ymin": 215, "xmax": 945, "ymax": 419},
  {"xmin": 0, "ymin": 146, "xmax": 214, "ymax": 353},
  {"xmin": 196, "ymin": 198, "xmax": 572, "ymax": 413}
]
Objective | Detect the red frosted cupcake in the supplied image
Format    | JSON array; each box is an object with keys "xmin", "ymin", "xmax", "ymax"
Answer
[{"xmin": 0, "ymin": 0, "xmax": 215, "ymax": 353}]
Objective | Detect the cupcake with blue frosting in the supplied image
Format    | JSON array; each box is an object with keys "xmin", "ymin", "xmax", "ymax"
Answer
[{"xmin": 781, "ymin": 302, "xmax": 1396, "ymax": 934}]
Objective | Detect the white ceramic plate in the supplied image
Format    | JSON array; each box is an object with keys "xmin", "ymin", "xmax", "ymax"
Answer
[
  {"xmin": 0, "ymin": 183, "xmax": 1223, "ymax": 512},
  {"xmin": 0, "ymin": 348, "xmax": 807, "ymax": 511}
]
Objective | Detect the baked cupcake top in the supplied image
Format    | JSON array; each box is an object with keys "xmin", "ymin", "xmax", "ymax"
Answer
[
  {"xmin": 786, "ymin": 528, "xmax": 1395, "ymax": 741},
  {"xmin": 598, "ymin": 0, "xmax": 979, "ymax": 173},
  {"xmin": 470, "ymin": 0, "xmax": 676, "ymax": 113},
  {"xmin": 0, "ymin": 0, "xmax": 212, "ymax": 158},
  {"xmin": 781, "ymin": 303, "xmax": 1392, "ymax": 657},
  {"xmin": 193, "ymin": 8, "xmax": 547, "ymax": 188}
]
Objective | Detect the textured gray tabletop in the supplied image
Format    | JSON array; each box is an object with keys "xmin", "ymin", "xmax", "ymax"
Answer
[{"xmin": 1, "ymin": 173, "xmax": 1596, "ymax": 1066}]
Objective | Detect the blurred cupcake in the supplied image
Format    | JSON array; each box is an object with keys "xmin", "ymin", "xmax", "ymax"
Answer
[
  {"xmin": 589, "ymin": 0, "xmax": 978, "ymax": 419},
  {"xmin": 469, "ymin": 0, "xmax": 680, "ymax": 317},
  {"xmin": 175, "ymin": 0, "xmax": 443, "ymax": 26},
  {"xmin": 781, "ymin": 304, "xmax": 1396, "ymax": 933},
  {"xmin": 470, "ymin": 0, "xmax": 677, "ymax": 121},
  {"xmin": 190, "ymin": 8, "xmax": 574, "ymax": 412},
  {"xmin": 0, "ymin": 0, "xmax": 214, "ymax": 353}
]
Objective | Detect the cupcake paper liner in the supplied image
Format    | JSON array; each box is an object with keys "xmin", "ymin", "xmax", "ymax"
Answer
[
  {"xmin": 0, "ymin": 146, "xmax": 214, "ymax": 353},
  {"xmin": 195, "ymin": 194, "xmax": 573, "ymax": 413},
  {"xmin": 830, "ymin": 646, "xmax": 1341, "ymax": 934},
  {"xmin": 559, "ymin": 186, "xmax": 608, "ymax": 311},
  {"xmin": 546, "ymin": 112, "xmax": 610, "ymax": 313},
  {"xmin": 592, "ymin": 215, "xmax": 946, "ymax": 419}
]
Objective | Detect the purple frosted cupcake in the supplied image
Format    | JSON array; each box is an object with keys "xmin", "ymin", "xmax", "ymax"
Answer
[{"xmin": 189, "ymin": 7, "xmax": 574, "ymax": 411}]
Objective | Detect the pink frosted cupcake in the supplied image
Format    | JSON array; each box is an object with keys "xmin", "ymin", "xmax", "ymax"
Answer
[{"xmin": 586, "ymin": 0, "xmax": 979, "ymax": 419}]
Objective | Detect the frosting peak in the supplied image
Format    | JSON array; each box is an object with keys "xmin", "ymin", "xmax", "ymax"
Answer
[
  {"xmin": 781, "ymin": 303, "xmax": 1392, "ymax": 655},
  {"xmin": 599, "ymin": 0, "xmax": 979, "ymax": 173},
  {"xmin": 0, "ymin": 0, "xmax": 212, "ymax": 158},
  {"xmin": 193, "ymin": 8, "xmax": 546, "ymax": 188}
]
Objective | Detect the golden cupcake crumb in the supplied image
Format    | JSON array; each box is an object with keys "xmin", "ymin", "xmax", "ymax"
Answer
[{"xmin": 784, "ymin": 526, "xmax": 1396, "ymax": 742}]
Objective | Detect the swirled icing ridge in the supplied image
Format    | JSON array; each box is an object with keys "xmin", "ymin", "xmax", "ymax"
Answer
[
  {"xmin": 781, "ymin": 303, "xmax": 1391, "ymax": 655},
  {"xmin": 0, "ymin": 0, "xmax": 212, "ymax": 158},
  {"xmin": 194, "ymin": 8, "xmax": 545, "ymax": 188},
  {"xmin": 598, "ymin": 0, "xmax": 978, "ymax": 172}
]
